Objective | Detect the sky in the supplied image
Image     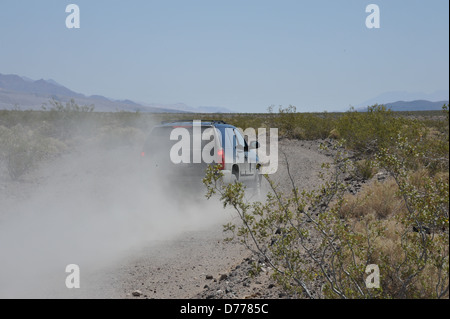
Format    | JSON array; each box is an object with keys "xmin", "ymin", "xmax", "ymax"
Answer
[{"xmin": 0, "ymin": 0, "xmax": 448, "ymax": 112}]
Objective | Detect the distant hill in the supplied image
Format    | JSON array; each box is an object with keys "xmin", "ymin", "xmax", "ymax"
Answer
[
  {"xmin": 0, "ymin": 73, "xmax": 181, "ymax": 112},
  {"xmin": 384, "ymin": 100, "xmax": 448, "ymax": 112},
  {"xmin": 143, "ymin": 102, "xmax": 235, "ymax": 113},
  {"xmin": 197, "ymin": 106, "xmax": 235, "ymax": 113},
  {"xmin": 356, "ymin": 99, "xmax": 448, "ymax": 112},
  {"xmin": 0, "ymin": 73, "xmax": 232, "ymax": 113},
  {"xmin": 0, "ymin": 74, "xmax": 83, "ymax": 98},
  {"xmin": 357, "ymin": 90, "xmax": 449, "ymax": 109}
]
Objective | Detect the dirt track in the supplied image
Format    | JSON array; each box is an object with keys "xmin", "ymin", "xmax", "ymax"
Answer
[{"xmin": 0, "ymin": 139, "xmax": 331, "ymax": 298}]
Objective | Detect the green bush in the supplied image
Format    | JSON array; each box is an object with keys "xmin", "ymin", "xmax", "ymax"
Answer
[
  {"xmin": 204, "ymin": 132, "xmax": 449, "ymax": 298},
  {"xmin": 336, "ymin": 105, "xmax": 408, "ymax": 155},
  {"xmin": 0, "ymin": 125, "xmax": 66, "ymax": 180},
  {"xmin": 353, "ymin": 159, "xmax": 375, "ymax": 180}
]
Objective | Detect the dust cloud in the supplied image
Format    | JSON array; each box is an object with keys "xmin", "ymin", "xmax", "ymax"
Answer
[{"xmin": 0, "ymin": 119, "xmax": 230, "ymax": 298}]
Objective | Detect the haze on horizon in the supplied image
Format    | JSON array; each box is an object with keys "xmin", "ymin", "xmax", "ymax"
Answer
[{"xmin": 0, "ymin": 0, "xmax": 448, "ymax": 113}]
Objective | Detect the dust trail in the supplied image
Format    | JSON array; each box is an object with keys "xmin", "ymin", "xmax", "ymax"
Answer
[{"xmin": 0, "ymin": 140, "xmax": 228, "ymax": 298}]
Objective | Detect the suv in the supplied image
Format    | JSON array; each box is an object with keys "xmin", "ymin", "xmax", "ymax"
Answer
[{"xmin": 141, "ymin": 120, "xmax": 261, "ymax": 195}]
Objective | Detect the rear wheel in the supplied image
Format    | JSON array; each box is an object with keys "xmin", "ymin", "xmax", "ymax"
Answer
[{"xmin": 232, "ymin": 165, "xmax": 239, "ymax": 183}]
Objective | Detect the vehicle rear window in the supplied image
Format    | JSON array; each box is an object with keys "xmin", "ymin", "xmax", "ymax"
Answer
[{"xmin": 144, "ymin": 125, "xmax": 220, "ymax": 159}]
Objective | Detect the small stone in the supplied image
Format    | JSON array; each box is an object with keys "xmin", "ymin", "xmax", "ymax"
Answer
[
  {"xmin": 206, "ymin": 274, "xmax": 213, "ymax": 280},
  {"xmin": 219, "ymin": 274, "xmax": 228, "ymax": 281},
  {"xmin": 132, "ymin": 290, "xmax": 142, "ymax": 297}
]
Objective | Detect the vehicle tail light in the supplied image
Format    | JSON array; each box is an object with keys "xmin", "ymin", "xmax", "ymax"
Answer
[
  {"xmin": 217, "ymin": 148, "xmax": 225, "ymax": 170},
  {"xmin": 141, "ymin": 151, "xmax": 145, "ymax": 157}
]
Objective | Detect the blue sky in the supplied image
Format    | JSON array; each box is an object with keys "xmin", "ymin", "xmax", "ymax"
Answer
[{"xmin": 0, "ymin": 0, "xmax": 448, "ymax": 112}]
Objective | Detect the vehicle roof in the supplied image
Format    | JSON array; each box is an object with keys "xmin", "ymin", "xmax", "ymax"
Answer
[{"xmin": 156, "ymin": 120, "xmax": 235, "ymax": 129}]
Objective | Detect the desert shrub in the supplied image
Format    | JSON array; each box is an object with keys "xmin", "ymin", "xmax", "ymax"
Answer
[
  {"xmin": 416, "ymin": 128, "xmax": 449, "ymax": 174},
  {"xmin": 352, "ymin": 159, "xmax": 376, "ymax": 181},
  {"xmin": 40, "ymin": 99, "xmax": 96, "ymax": 141},
  {"xmin": 262, "ymin": 105, "xmax": 337, "ymax": 140},
  {"xmin": 375, "ymin": 139, "xmax": 449, "ymax": 298},
  {"xmin": 0, "ymin": 125, "xmax": 67, "ymax": 180},
  {"xmin": 335, "ymin": 105, "xmax": 415, "ymax": 156},
  {"xmin": 93, "ymin": 125, "xmax": 146, "ymax": 149},
  {"xmin": 340, "ymin": 178, "xmax": 403, "ymax": 220},
  {"xmin": 204, "ymin": 143, "xmax": 383, "ymax": 298},
  {"xmin": 215, "ymin": 104, "xmax": 440, "ymax": 149},
  {"xmin": 275, "ymin": 105, "xmax": 300, "ymax": 138},
  {"xmin": 204, "ymin": 133, "xmax": 449, "ymax": 298},
  {"xmin": 41, "ymin": 98, "xmax": 94, "ymax": 113},
  {"xmin": 226, "ymin": 114, "xmax": 267, "ymax": 132}
]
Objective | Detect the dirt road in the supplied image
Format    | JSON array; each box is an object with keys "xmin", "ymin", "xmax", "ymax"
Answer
[{"xmin": 0, "ymin": 139, "xmax": 331, "ymax": 298}]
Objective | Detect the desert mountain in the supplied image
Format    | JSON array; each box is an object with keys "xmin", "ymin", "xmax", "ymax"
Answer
[{"xmin": 0, "ymin": 73, "xmax": 233, "ymax": 113}]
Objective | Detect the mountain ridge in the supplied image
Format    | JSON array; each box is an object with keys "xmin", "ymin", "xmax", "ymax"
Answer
[
  {"xmin": 356, "ymin": 90, "xmax": 449, "ymax": 109},
  {"xmin": 356, "ymin": 99, "xmax": 448, "ymax": 112},
  {"xmin": 0, "ymin": 73, "xmax": 233, "ymax": 113},
  {"xmin": 384, "ymin": 100, "xmax": 448, "ymax": 112}
]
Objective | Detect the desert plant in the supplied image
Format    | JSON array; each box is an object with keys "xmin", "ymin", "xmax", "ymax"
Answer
[
  {"xmin": 40, "ymin": 99, "xmax": 96, "ymax": 141},
  {"xmin": 203, "ymin": 133, "xmax": 449, "ymax": 298},
  {"xmin": 353, "ymin": 159, "xmax": 376, "ymax": 181},
  {"xmin": 375, "ymin": 135, "xmax": 449, "ymax": 298},
  {"xmin": 0, "ymin": 125, "xmax": 66, "ymax": 180},
  {"xmin": 41, "ymin": 98, "xmax": 94, "ymax": 113}
]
